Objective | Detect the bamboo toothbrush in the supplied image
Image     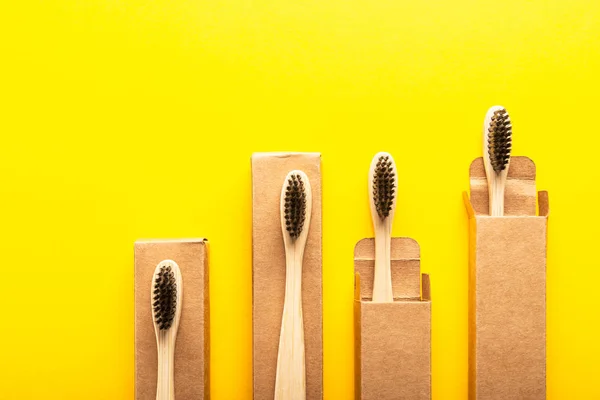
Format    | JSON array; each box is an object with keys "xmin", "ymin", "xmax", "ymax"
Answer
[
  {"xmin": 483, "ymin": 106, "xmax": 513, "ymax": 216},
  {"xmin": 274, "ymin": 170, "xmax": 312, "ymax": 400},
  {"xmin": 369, "ymin": 152, "xmax": 397, "ymax": 303},
  {"xmin": 152, "ymin": 260, "xmax": 183, "ymax": 400}
]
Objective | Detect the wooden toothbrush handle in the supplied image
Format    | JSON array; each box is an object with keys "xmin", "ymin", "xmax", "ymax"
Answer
[
  {"xmin": 156, "ymin": 334, "xmax": 175, "ymax": 400},
  {"xmin": 489, "ymin": 177, "xmax": 506, "ymax": 217},
  {"xmin": 372, "ymin": 222, "xmax": 393, "ymax": 303},
  {"xmin": 274, "ymin": 252, "xmax": 306, "ymax": 400}
]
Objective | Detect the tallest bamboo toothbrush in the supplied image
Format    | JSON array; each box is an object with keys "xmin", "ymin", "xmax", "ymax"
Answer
[
  {"xmin": 483, "ymin": 106, "xmax": 513, "ymax": 216},
  {"xmin": 369, "ymin": 152, "xmax": 398, "ymax": 303},
  {"xmin": 275, "ymin": 170, "xmax": 312, "ymax": 400}
]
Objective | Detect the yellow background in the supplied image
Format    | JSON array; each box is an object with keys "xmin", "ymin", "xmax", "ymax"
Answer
[{"xmin": 1, "ymin": 0, "xmax": 599, "ymax": 399}]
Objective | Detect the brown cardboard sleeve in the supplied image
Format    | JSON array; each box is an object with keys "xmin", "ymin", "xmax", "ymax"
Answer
[
  {"xmin": 354, "ymin": 238, "xmax": 431, "ymax": 400},
  {"xmin": 464, "ymin": 156, "xmax": 548, "ymax": 400},
  {"xmin": 252, "ymin": 153, "xmax": 323, "ymax": 399},
  {"xmin": 134, "ymin": 239, "xmax": 210, "ymax": 400}
]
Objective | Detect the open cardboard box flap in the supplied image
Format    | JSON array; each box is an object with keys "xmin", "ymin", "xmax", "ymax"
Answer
[
  {"xmin": 464, "ymin": 156, "xmax": 549, "ymax": 217},
  {"xmin": 354, "ymin": 237, "xmax": 430, "ymax": 301}
]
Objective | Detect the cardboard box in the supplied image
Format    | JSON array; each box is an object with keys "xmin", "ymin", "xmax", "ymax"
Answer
[
  {"xmin": 354, "ymin": 237, "xmax": 431, "ymax": 400},
  {"xmin": 252, "ymin": 152, "xmax": 323, "ymax": 399},
  {"xmin": 134, "ymin": 239, "xmax": 210, "ymax": 400},
  {"xmin": 464, "ymin": 156, "xmax": 548, "ymax": 399}
]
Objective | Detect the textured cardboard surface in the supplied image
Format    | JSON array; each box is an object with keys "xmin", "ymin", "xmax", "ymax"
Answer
[
  {"xmin": 252, "ymin": 153, "xmax": 323, "ymax": 399},
  {"xmin": 354, "ymin": 238, "xmax": 431, "ymax": 400},
  {"xmin": 354, "ymin": 237, "xmax": 421, "ymax": 300},
  {"xmin": 465, "ymin": 156, "xmax": 548, "ymax": 400},
  {"xmin": 134, "ymin": 239, "xmax": 210, "ymax": 400}
]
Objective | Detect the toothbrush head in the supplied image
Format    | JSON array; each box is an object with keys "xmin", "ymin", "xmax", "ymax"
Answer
[
  {"xmin": 283, "ymin": 173, "xmax": 307, "ymax": 240},
  {"xmin": 486, "ymin": 107, "xmax": 512, "ymax": 173},
  {"xmin": 372, "ymin": 153, "xmax": 396, "ymax": 220},
  {"xmin": 152, "ymin": 264, "xmax": 178, "ymax": 330}
]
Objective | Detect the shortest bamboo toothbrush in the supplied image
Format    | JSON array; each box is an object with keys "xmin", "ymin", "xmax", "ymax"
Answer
[
  {"xmin": 483, "ymin": 106, "xmax": 513, "ymax": 216},
  {"xmin": 275, "ymin": 170, "xmax": 312, "ymax": 400},
  {"xmin": 152, "ymin": 260, "xmax": 183, "ymax": 400},
  {"xmin": 368, "ymin": 152, "xmax": 397, "ymax": 303}
]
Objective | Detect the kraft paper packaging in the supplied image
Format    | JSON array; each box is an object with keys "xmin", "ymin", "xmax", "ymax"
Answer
[
  {"xmin": 251, "ymin": 152, "xmax": 323, "ymax": 400},
  {"xmin": 464, "ymin": 156, "xmax": 548, "ymax": 399},
  {"xmin": 134, "ymin": 239, "xmax": 210, "ymax": 400},
  {"xmin": 354, "ymin": 237, "xmax": 431, "ymax": 400}
]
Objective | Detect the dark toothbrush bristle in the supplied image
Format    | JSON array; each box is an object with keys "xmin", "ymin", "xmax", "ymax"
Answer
[
  {"xmin": 373, "ymin": 155, "xmax": 395, "ymax": 220},
  {"xmin": 488, "ymin": 108, "xmax": 512, "ymax": 173},
  {"xmin": 153, "ymin": 265, "xmax": 177, "ymax": 330},
  {"xmin": 284, "ymin": 174, "xmax": 307, "ymax": 239}
]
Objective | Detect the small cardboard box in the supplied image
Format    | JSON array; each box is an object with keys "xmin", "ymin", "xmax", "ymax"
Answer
[
  {"xmin": 252, "ymin": 152, "xmax": 323, "ymax": 400},
  {"xmin": 464, "ymin": 156, "xmax": 548, "ymax": 399},
  {"xmin": 354, "ymin": 237, "xmax": 431, "ymax": 400},
  {"xmin": 134, "ymin": 239, "xmax": 210, "ymax": 400}
]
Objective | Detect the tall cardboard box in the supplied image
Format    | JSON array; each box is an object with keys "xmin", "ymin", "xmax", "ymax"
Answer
[
  {"xmin": 252, "ymin": 152, "xmax": 323, "ymax": 399},
  {"xmin": 464, "ymin": 156, "xmax": 548, "ymax": 399}
]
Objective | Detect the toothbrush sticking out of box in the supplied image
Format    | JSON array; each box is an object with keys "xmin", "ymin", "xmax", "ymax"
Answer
[
  {"xmin": 152, "ymin": 260, "xmax": 183, "ymax": 400},
  {"xmin": 274, "ymin": 170, "xmax": 312, "ymax": 400},
  {"xmin": 483, "ymin": 106, "xmax": 513, "ymax": 216},
  {"xmin": 369, "ymin": 152, "xmax": 398, "ymax": 303}
]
